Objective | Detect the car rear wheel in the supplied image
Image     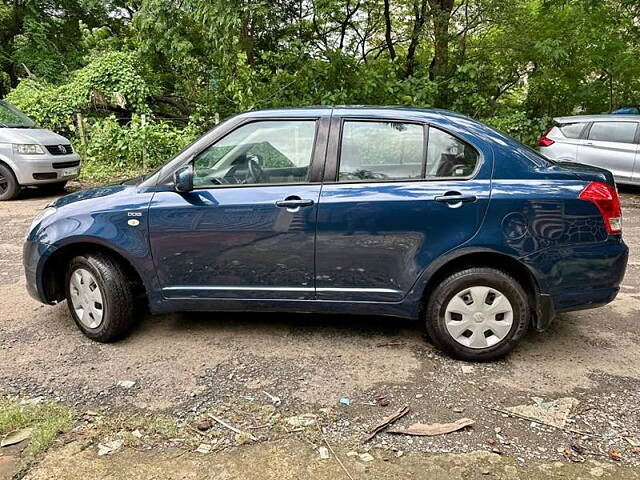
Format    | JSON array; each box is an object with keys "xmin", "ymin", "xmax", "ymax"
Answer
[
  {"xmin": 425, "ymin": 267, "xmax": 530, "ymax": 361},
  {"xmin": 0, "ymin": 164, "xmax": 20, "ymax": 201},
  {"xmin": 65, "ymin": 253, "xmax": 135, "ymax": 342}
]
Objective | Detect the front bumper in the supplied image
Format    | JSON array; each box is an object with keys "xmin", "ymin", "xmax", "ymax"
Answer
[
  {"xmin": 14, "ymin": 152, "xmax": 81, "ymax": 185},
  {"xmin": 23, "ymin": 239, "xmax": 52, "ymax": 304}
]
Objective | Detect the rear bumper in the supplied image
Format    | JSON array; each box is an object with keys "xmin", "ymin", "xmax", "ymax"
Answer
[
  {"xmin": 553, "ymin": 287, "xmax": 620, "ymax": 313},
  {"xmin": 14, "ymin": 153, "xmax": 81, "ymax": 185},
  {"xmin": 523, "ymin": 237, "xmax": 628, "ymax": 328}
]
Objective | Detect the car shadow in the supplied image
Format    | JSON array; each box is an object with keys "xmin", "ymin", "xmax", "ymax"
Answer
[
  {"xmin": 618, "ymin": 184, "xmax": 640, "ymax": 195},
  {"xmin": 139, "ymin": 309, "xmax": 426, "ymax": 344},
  {"xmin": 14, "ymin": 186, "xmax": 66, "ymax": 201}
]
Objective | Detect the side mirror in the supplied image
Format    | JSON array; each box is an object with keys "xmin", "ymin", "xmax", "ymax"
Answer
[{"xmin": 174, "ymin": 164, "xmax": 194, "ymax": 193}]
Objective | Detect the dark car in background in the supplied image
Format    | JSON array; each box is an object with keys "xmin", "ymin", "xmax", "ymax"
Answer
[{"xmin": 23, "ymin": 107, "xmax": 628, "ymax": 361}]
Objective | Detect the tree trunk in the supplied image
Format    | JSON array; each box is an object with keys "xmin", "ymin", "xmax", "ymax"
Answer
[
  {"xmin": 240, "ymin": 14, "xmax": 255, "ymax": 67},
  {"xmin": 405, "ymin": 0, "xmax": 428, "ymax": 77},
  {"xmin": 383, "ymin": 0, "xmax": 396, "ymax": 60},
  {"xmin": 428, "ymin": 0, "xmax": 455, "ymax": 106}
]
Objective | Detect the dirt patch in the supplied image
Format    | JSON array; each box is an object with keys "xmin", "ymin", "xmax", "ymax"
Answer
[{"xmin": 25, "ymin": 438, "xmax": 640, "ymax": 480}]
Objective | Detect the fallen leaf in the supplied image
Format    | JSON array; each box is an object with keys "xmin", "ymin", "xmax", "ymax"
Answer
[
  {"xmin": 388, "ymin": 418, "xmax": 474, "ymax": 436},
  {"xmin": 609, "ymin": 449, "xmax": 622, "ymax": 461},
  {"xmin": 1, "ymin": 428, "xmax": 32, "ymax": 447}
]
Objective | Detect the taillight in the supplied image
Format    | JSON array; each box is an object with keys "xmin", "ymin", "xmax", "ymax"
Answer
[
  {"xmin": 538, "ymin": 128, "xmax": 555, "ymax": 147},
  {"xmin": 578, "ymin": 181, "xmax": 622, "ymax": 235}
]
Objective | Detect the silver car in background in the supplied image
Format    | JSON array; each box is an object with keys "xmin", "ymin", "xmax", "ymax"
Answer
[
  {"xmin": 0, "ymin": 100, "xmax": 81, "ymax": 200},
  {"xmin": 538, "ymin": 114, "xmax": 640, "ymax": 186}
]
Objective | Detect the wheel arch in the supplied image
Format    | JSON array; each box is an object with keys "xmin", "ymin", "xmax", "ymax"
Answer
[
  {"xmin": 419, "ymin": 250, "xmax": 543, "ymax": 327},
  {"xmin": 41, "ymin": 241, "xmax": 147, "ymax": 304}
]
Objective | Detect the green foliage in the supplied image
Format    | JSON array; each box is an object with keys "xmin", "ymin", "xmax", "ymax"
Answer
[
  {"xmin": 483, "ymin": 111, "xmax": 551, "ymax": 146},
  {"xmin": 6, "ymin": 52, "xmax": 150, "ymax": 134},
  {"xmin": 2, "ymin": 0, "xmax": 640, "ymax": 180},
  {"xmin": 81, "ymin": 116, "xmax": 200, "ymax": 182}
]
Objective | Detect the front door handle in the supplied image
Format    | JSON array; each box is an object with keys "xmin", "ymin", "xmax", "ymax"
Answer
[
  {"xmin": 434, "ymin": 193, "xmax": 477, "ymax": 204},
  {"xmin": 276, "ymin": 196, "xmax": 315, "ymax": 209}
]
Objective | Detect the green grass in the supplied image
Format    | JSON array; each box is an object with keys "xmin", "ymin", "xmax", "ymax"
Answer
[{"xmin": 0, "ymin": 397, "xmax": 73, "ymax": 459}]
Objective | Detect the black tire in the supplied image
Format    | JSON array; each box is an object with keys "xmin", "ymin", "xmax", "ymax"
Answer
[
  {"xmin": 65, "ymin": 253, "xmax": 135, "ymax": 342},
  {"xmin": 41, "ymin": 181, "xmax": 68, "ymax": 193},
  {"xmin": 0, "ymin": 164, "xmax": 20, "ymax": 201},
  {"xmin": 424, "ymin": 267, "xmax": 530, "ymax": 362}
]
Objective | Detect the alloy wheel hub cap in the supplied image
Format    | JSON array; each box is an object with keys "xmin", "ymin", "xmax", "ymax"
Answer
[{"xmin": 444, "ymin": 285, "xmax": 514, "ymax": 349}]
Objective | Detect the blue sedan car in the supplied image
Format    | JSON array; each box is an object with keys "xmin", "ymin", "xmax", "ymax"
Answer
[{"xmin": 23, "ymin": 107, "xmax": 628, "ymax": 361}]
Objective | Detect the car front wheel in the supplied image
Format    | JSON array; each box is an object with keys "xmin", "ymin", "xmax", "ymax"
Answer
[
  {"xmin": 425, "ymin": 267, "xmax": 530, "ymax": 361},
  {"xmin": 65, "ymin": 253, "xmax": 135, "ymax": 342},
  {"xmin": 0, "ymin": 164, "xmax": 20, "ymax": 201}
]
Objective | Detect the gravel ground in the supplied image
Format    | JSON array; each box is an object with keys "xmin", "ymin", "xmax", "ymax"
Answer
[{"xmin": 1, "ymin": 183, "xmax": 639, "ymax": 478}]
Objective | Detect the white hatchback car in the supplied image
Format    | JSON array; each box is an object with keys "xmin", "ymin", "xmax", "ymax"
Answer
[
  {"xmin": 538, "ymin": 114, "xmax": 640, "ymax": 186},
  {"xmin": 0, "ymin": 100, "xmax": 81, "ymax": 200}
]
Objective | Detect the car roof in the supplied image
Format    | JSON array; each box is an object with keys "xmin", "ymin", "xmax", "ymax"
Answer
[
  {"xmin": 554, "ymin": 114, "xmax": 640, "ymax": 124},
  {"xmin": 239, "ymin": 105, "xmax": 463, "ymax": 119}
]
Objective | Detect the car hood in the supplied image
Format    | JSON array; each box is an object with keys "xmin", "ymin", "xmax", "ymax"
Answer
[
  {"xmin": 51, "ymin": 184, "xmax": 132, "ymax": 208},
  {"xmin": 0, "ymin": 128, "xmax": 71, "ymax": 145}
]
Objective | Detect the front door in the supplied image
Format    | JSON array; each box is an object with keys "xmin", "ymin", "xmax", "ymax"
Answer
[
  {"xmin": 315, "ymin": 118, "xmax": 491, "ymax": 302},
  {"xmin": 149, "ymin": 118, "xmax": 327, "ymax": 300}
]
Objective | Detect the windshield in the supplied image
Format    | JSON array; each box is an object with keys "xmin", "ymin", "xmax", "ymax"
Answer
[{"xmin": 0, "ymin": 100, "xmax": 37, "ymax": 128}]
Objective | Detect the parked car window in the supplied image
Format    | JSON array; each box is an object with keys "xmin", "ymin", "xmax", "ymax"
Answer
[
  {"xmin": 193, "ymin": 120, "xmax": 316, "ymax": 187},
  {"xmin": 426, "ymin": 127, "xmax": 479, "ymax": 178},
  {"xmin": 588, "ymin": 122, "xmax": 637, "ymax": 144},
  {"xmin": 338, "ymin": 121, "xmax": 424, "ymax": 181},
  {"xmin": 558, "ymin": 122, "xmax": 585, "ymax": 139}
]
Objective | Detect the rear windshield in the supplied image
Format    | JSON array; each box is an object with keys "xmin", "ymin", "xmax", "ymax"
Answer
[
  {"xmin": 0, "ymin": 100, "xmax": 37, "ymax": 128},
  {"xmin": 483, "ymin": 122, "xmax": 555, "ymax": 167}
]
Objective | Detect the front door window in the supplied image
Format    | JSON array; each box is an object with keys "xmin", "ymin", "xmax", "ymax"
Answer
[{"xmin": 194, "ymin": 121, "xmax": 317, "ymax": 187}]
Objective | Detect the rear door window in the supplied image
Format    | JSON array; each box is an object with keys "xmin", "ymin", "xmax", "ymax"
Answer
[
  {"xmin": 426, "ymin": 127, "xmax": 479, "ymax": 178},
  {"xmin": 338, "ymin": 121, "xmax": 424, "ymax": 181},
  {"xmin": 588, "ymin": 122, "xmax": 638, "ymax": 144}
]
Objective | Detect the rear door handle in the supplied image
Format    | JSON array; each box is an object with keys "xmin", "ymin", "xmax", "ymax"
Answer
[
  {"xmin": 276, "ymin": 197, "xmax": 315, "ymax": 209},
  {"xmin": 434, "ymin": 194, "xmax": 477, "ymax": 204}
]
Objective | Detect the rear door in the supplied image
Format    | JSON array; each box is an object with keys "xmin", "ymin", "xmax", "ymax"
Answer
[
  {"xmin": 578, "ymin": 121, "xmax": 639, "ymax": 183},
  {"xmin": 314, "ymin": 113, "xmax": 492, "ymax": 302}
]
